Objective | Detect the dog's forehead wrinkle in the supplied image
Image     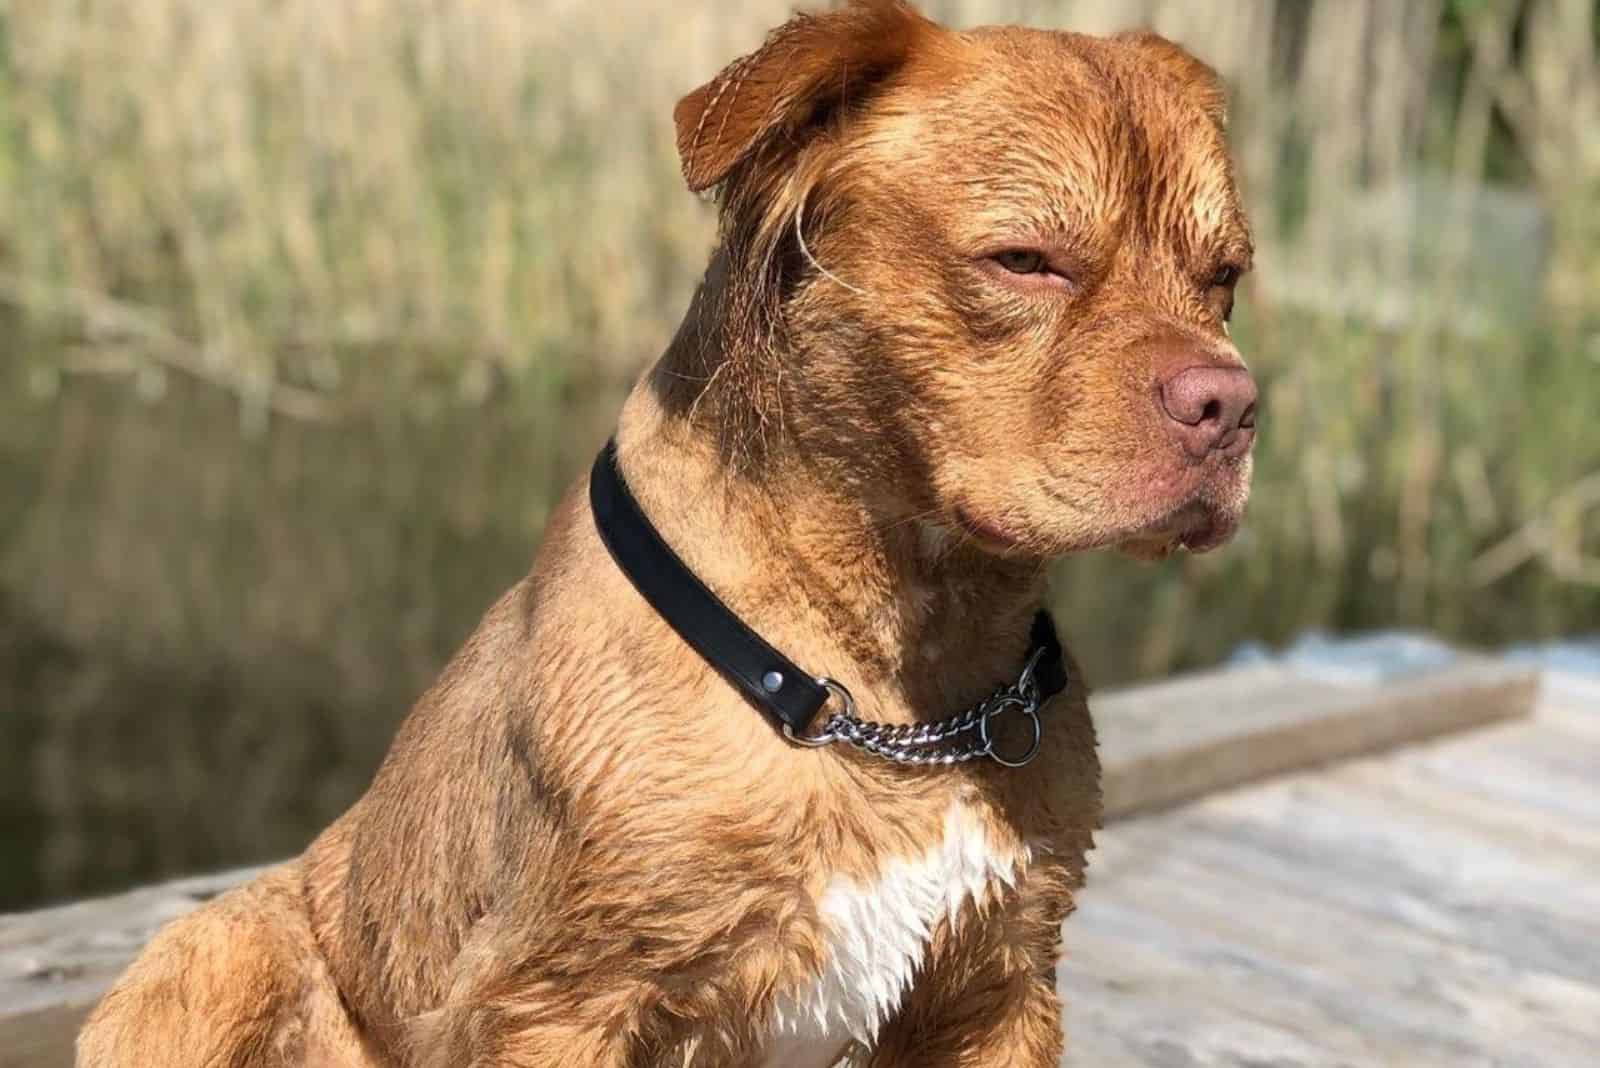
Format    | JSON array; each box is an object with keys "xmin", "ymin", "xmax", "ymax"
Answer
[
  {"xmin": 916, "ymin": 125, "xmax": 1229, "ymax": 282},
  {"xmin": 831, "ymin": 22, "xmax": 1244, "ymax": 278}
]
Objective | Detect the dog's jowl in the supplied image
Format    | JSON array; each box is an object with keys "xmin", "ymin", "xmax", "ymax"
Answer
[{"xmin": 78, "ymin": 3, "xmax": 1255, "ymax": 1066}]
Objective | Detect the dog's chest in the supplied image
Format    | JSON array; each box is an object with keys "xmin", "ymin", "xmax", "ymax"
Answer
[{"xmin": 760, "ymin": 803, "xmax": 1028, "ymax": 1067}]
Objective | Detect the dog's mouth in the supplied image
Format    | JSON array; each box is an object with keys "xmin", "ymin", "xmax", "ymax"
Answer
[{"xmin": 942, "ymin": 449, "xmax": 1251, "ymax": 562}]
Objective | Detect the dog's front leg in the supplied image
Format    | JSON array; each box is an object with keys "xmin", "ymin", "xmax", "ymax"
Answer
[
  {"xmin": 865, "ymin": 968, "xmax": 1063, "ymax": 1068},
  {"xmin": 863, "ymin": 864, "xmax": 1075, "ymax": 1068},
  {"xmin": 410, "ymin": 965, "xmax": 658, "ymax": 1068},
  {"xmin": 411, "ymin": 1008, "xmax": 638, "ymax": 1068}
]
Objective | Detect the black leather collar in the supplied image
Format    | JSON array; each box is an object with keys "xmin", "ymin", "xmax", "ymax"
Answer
[{"xmin": 589, "ymin": 438, "xmax": 1069, "ymax": 749}]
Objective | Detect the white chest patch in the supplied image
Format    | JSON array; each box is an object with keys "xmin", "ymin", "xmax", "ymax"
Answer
[{"xmin": 761, "ymin": 803, "xmax": 1028, "ymax": 1068}]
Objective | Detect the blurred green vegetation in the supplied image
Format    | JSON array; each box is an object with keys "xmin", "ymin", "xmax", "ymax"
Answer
[{"xmin": 1, "ymin": 0, "xmax": 1597, "ymax": 909}]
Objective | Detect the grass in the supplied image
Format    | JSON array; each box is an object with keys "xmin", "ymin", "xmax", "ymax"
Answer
[{"xmin": 1, "ymin": 0, "xmax": 1597, "ymax": 908}]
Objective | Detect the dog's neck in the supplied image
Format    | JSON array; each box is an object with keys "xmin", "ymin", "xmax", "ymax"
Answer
[{"xmin": 613, "ymin": 363, "xmax": 1049, "ymax": 726}]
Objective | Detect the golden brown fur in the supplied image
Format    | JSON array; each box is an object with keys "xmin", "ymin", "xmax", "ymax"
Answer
[{"xmin": 78, "ymin": 3, "xmax": 1254, "ymax": 1065}]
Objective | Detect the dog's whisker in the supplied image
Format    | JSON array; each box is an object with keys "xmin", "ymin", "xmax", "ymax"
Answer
[
  {"xmin": 657, "ymin": 367, "xmax": 714, "ymax": 384},
  {"xmin": 686, "ymin": 356, "xmax": 733, "ymax": 429},
  {"xmin": 793, "ymin": 193, "xmax": 866, "ymax": 297}
]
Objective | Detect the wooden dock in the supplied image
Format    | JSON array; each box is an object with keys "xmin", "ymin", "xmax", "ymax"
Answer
[
  {"xmin": 4, "ymin": 645, "xmax": 1592, "ymax": 1067},
  {"xmin": 1064, "ymin": 671, "xmax": 1599, "ymax": 1067}
]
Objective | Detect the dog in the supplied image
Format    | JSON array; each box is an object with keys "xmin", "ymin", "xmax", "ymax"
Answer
[{"xmin": 78, "ymin": 2, "xmax": 1255, "ymax": 1065}]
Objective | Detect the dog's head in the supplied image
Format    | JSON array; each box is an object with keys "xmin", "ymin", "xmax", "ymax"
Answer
[{"xmin": 672, "ymin": 0, "xmax": 1256, "ymax": 561}]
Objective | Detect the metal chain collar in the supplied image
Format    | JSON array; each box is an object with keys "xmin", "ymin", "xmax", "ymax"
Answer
[{"xmin": 781, "ymin": 648, "xmax": 1049, "ymax": 767}]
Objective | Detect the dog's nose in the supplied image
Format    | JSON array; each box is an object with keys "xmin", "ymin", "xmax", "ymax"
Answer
[{"xmin": 1159, "ymin": 366, "xmax": 1258, "ymax": 459}]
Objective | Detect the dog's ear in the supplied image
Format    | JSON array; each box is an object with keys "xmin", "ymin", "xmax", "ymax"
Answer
[
  {"xmin": 1116, "ymin": 31, "xmax": 1228, "ymax": 128},
  {"xmin": 674, "ymin": 1, "xmax": 934, "ymax": 193}
]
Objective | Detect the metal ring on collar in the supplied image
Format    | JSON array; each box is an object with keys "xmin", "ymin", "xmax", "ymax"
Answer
[
  {"xmin": 978, "ymin": 699, "xmax": 1043, "ymax": 768},
  {"xmin": 781, "ymin": 677, "xmax": 854, "ymax": 748}
]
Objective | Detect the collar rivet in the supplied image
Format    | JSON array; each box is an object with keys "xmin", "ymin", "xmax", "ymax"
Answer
[{"xmin": 762, "ymin": 670, "xmax": 785, "ymax": 693}]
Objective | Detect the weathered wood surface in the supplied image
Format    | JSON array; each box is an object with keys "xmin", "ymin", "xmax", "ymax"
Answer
[
  {"xmin": 0, "ymin": 653, "xmax": 1544, "ymax": 1066},
  {"xmin": 1061, "ymin": 678, "xmax": 1599, "ymax": 1066},
  {"xmin": 1094, "ymin": 650, "xmax": 1538, "ymax": 819}
]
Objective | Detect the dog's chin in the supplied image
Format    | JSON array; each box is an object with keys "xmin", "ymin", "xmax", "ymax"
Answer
[{"xmin": 1115, "ymin": 499, "xmax": 1243, "ymax": 562}]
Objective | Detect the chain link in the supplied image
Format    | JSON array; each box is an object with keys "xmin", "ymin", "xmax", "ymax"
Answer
[{"xmin": 790, "ymin": 649, "xmax": 1049, "ymax": 767}]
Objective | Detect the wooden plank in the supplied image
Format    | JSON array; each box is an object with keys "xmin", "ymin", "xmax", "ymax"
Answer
[
  {"xmin": 0, "ymin": 1006, "xmax": 82, "ymax": 1068},
  {"xmin": 0, "ymin": 656, "xmax": 1542, "ymax": 1065},
  {"xmin": 1061, "ymin": 688, "xmax": 1600, "ymax": 1067},
  {"xmin": 1094, "ymin": 653, "xmax": 1539, "ymax": 818},
  {"xmin": 1062, "ymin": 870, "xmax": 1600, "ymax": 1066}
]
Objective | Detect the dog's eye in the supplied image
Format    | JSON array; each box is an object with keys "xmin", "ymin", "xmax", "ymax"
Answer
[
  {"xmin": 995, "ymin": 250, "xmax": 1048, "ymax": 275},
  {"xmin": 1209, "ymin": 264, "xmax": 1243, "ymax": 322}
]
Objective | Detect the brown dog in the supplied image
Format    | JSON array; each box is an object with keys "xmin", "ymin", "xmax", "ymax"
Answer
[{"xmin": 77, "ymin": 2, "xmax": 1254, "ymax": 1065}]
